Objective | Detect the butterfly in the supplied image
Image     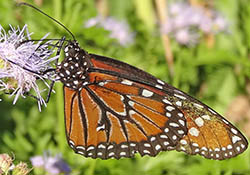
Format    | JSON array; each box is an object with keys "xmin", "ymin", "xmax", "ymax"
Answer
[
  {"xmin": 17, "ymin": 2, "xmax": 248, "ymax": 161},
  {"xmin": 54, "ymin": 40, "xmax": 248, "ymax": 160}
]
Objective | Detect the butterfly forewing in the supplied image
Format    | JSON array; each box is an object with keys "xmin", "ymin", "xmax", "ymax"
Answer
[{"xmin": 59, "ymin": 41, "xmax": 248, "ymax": 160}]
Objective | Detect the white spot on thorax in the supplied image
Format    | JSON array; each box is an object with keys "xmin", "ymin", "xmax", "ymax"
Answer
[{"xmin": 66, "ymin": 70, "xmax": 70, "ymax": 75}]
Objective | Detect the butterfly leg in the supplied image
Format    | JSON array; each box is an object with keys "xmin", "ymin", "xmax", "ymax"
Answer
[{"xmin": 45, "ymin": 36, "xmax": 66, "ymax": 103}]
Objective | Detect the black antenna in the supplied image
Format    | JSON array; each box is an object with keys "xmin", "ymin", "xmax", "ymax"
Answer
[{"xmin": 17, "ymin": 2, "xmax": 76, "ymax": 41}]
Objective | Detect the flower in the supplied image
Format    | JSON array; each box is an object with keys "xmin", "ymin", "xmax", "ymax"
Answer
[
  {"xmin": 0, "ymin": 153, "xmax": 13, "ymax": 173},
  {"xmin": 84, "ymin": 16, "xmax": 134, "ymax": 46},
  {"xmin": 161, "ymin": 2, "xmax": 229, "ymax": 46},
  {"xmin": 12, "ymin": 162, "xmax": 31, "ymax": 175},
  {"xmin": 30, "ymin": 152, "xmax": 71, "ymax": 175},
  {"xmin": 0, "ymin": 25, "xmax": 58, "ymax": 110},
  {"xmin": 174, "ymin": 28, "xmax": 199, "ymax": 45}
]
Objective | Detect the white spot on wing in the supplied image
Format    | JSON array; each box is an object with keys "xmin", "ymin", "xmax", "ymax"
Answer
[
  {"xmin": 155, "ymin": 84, "xmax": 163, "ymax": 89},
  {"xmin": 231, "ymin": 128, "xmax": 238, "ymax": 135},
  {"xmin": 120, "ymin": 152, "xmax": 126, "ymax": 156},
  {"xmin": 142, "ymin": 89, "xmax": 154, "ymax": 97},
  {"xmin": 96, "ymin": 124, "xmax": 105, "ymax": 131},
  {"xmin": 174, "ymin": 94, "xmax": 186, "ymax": 100},
  {"xmin": 87, "ymin": 146, "xmax": 95, "ymax": 151},
  {"xmin": 232, "ymin": 135, "xmax": 241, "ymax": 144},
  {"xmin": 121, "ymin": 80, "xmax": 133, "ymax": 85},
  {"xmin": 193, "ymin": 103, "xmax": 204, "ymax": 109},
  {"xmin": 157, "ymin": 79, "xmax": 165, "ymax": 85},
  {"xmin": 178, "ymin": 119, "xmax": 185, "ymax": 126},
  {"xmin": 169, "ymin": 122, "xmax": 179, "ymax": 127},
  {"xmin": 164, "ymin": 128, "xmax": 169, "ymax": 133},
  {"xmin": 155, "ymin": 145, "xmax": 161, "ymax": 150},
  {"xmin": 201, "ymin": 114, "xmax": 210, "ymax": 120},
  {"xmin": 176, "ymin": 101, "xmax": 182, "ymax": 106},
  {"xmin": 180, "ymin": 139, "xmax": 187, "ymax": 145},
  {"xmin": 194, "ymin": 117, "xmax": 204, "ymax": 127},
  {"xmin": 162, "ymin": 99, "xmax": 172, "ymax": 105},
  {"xmin": 166, "ymin": 106, "xmax": 175, "ymax": 111},
  {"xmin": 189, "ymin": 127, "xmax": 199, "ymax": 137},
  {"xmin": 166, "ymin": 112, "xmax": 171, "ymax": 117}
]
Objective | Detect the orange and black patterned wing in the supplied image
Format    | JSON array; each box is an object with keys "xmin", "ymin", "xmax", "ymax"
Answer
[
  {"xmin": 60, "ymin": 42, "xmax": 248, "ymax": 160},
  {"xmin": 64, "ymin": 72, "xmax": 188, "ymax": 159}
]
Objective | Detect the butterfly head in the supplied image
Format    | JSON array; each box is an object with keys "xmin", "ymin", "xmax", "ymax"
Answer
[{"xmin": 56, "ymin": 40, "xmax": 91, "ymax": 90}]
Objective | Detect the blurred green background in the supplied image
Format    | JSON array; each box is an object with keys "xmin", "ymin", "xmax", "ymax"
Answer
[{"xmin": 0, "ymin": 0, "xmax": 250, "ymax": 174}]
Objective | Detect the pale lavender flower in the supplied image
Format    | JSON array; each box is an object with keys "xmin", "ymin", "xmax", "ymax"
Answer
[
  {"xmin": 161, "ymin": 2, "xmax": 229, "ymax": 46},
  {"xmin": 30, "ymin": 152, "xmax": 71, "ymax": 175},
  {"xmin": 174, "ymin": 28, "xmax": 199, "ymax": 45},
  {"xmin": 0, "ymin": 25, "xmax": 58, "ymax": 110},
  {"xmin": 213, "ymin": 14, "xmax": 229, "ymax": 32},
  {"xmin": 85, "ymin": 16, "xmax": 134, "ymax": 46},
  {"xmin": 199, "ymin": 17, "xmax": 213, "ymax": 33}
]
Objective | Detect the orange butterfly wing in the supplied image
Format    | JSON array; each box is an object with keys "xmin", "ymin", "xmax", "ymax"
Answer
[
  {"xmin": 64, "ymin": 71, "xmax": 188, "ymax": 159},
  {"xmin": 60, "ymin": 42, "xmax": 248, "ymax": 160}
]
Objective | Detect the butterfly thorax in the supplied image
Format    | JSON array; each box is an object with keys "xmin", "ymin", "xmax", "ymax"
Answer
[{"xmin": 56, "ymin": 41, "xmax": 91, "ymax": 90}]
